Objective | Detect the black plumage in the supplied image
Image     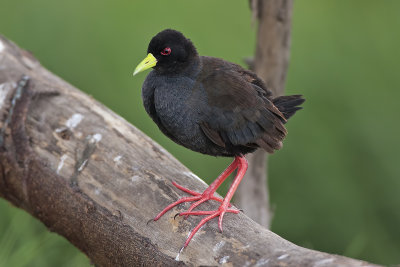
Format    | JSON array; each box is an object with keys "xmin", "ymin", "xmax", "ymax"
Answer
[
  {"xmin": 134, "ymin": 29, "xmax": 304, "ymax": 248},
  {"xmin": 140, "ymin": 29, "xmax": 303, "ymax": 157}
]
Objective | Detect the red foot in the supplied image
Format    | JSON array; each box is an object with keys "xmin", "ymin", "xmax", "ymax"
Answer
[
  {"xmin": 153, "ymin": 181, "xmax": 228, "ymax": 221},
  {"xmin": 153, "ymin": 156, "xmax": 248, "ymax": 248},
  {"xmin": 179, "ymin": 206, "xmax": 240, "ymax": 248}
]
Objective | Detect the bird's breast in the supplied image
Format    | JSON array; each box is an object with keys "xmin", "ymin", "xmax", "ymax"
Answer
[{"xmin": 153, "ymin": 77, "xmax": 205, "ymax": 145}]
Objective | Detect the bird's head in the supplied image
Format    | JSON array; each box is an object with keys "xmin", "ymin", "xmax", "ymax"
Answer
[{"xmin": 133, "ymin": 29, "xmax": 198, "ymax": 76}]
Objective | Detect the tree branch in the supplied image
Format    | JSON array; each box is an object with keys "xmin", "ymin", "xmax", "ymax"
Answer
[
  {"xmin": 0, "ymin": 35, "xmax": 379, "ymax": 266},
  {"xmin": 236, "ymin": 0, "xmax": 293, "ymax": 229}
]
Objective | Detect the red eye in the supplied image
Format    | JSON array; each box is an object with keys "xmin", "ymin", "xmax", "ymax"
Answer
[{"xmin": 160, "ymin": 47, "xmax": 171, "ymax": 56}]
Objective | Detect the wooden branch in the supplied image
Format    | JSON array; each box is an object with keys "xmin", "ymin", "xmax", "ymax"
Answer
[
  {"xmin": 236, "ymin": 0, "xmax": 293, "ymax": 228},
  {"xmin": 0, "ymin": 35, "xmax": 380, "ymax": 266}
]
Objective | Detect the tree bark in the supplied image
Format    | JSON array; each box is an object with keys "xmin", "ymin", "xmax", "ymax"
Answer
[
  {"xmin": 236, "ymin": 0, "xmax": 294, "ymax": 229},
  {"xmin": 0, "ymin": 35, "xmax": 380, "ymax": 267}
]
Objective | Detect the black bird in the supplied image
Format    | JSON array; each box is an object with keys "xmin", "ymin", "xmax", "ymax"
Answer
[{"xmin": 134, "ymin": 29, "xmax": 304, "ymax": 248}]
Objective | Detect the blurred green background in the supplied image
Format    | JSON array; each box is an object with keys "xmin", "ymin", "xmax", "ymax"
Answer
[{"xmin": 1, "ymin": 0, "xmax": 399, "ymax": 266}]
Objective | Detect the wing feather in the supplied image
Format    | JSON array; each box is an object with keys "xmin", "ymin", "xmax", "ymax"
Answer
[{"xmin": 197, "ymin": 57, "xmax": 287, "ymax": 153}]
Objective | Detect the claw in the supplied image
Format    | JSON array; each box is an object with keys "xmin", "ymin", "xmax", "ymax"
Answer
[{"xmin": 218, "ymin": 212, "xmax": 225, "ymax": 232}]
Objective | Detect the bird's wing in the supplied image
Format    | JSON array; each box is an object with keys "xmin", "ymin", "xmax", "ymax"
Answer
[{"xmin": 197, "ymin": 59, "xmax": 287, "ymax": 153}]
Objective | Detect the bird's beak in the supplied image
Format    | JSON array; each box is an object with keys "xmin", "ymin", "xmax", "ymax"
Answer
[{"xmin": 133, "ymin": 53, "xmax": 157, "ymax": 76}]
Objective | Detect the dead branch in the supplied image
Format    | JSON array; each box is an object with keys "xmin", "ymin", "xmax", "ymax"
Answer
[{"xmin": 236, "ymin": 0, "xmax": 294, "ymax": 229}]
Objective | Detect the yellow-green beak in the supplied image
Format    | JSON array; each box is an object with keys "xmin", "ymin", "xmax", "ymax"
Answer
[{"xmin": 133, "ymin": 53, "xmax": 157, "ymax": 76}]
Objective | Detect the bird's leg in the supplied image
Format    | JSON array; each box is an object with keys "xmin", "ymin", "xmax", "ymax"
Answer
[
  {"xmin": 153, "ymin": 157, "xmax": 239, "ymax": 221},
  {"xmin": 182, "ymin": 157, "xmax": 240, "ymax": 215},
  {"xmin": 178, "ymin": 156, "xmax": 248, "ymax": 248}
]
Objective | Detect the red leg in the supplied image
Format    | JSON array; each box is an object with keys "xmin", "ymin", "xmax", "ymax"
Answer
[
  {"xmin": 179, "ymin": 156, "xmax": 248, "ymax": 247},
  {"xmin": 153, "ymin": 157, "xmax": 239, "ymax": 221},
  {"xmin": 154, "ymin": 155, "xmax": 248, "ymax": 249}
]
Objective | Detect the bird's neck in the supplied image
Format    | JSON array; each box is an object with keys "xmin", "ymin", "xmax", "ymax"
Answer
[
  {"xmin": 156, "ymin": 55, "xmax": 201, "ymax": 78},
  {"xmin": 181, "ymin": 55, "xmax": 202, "ymax": 78}
]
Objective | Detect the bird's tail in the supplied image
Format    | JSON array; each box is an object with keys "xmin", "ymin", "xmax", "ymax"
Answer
[{"xmin": 273, "ymin": 95, "xmax": 305, "ymax": 120}]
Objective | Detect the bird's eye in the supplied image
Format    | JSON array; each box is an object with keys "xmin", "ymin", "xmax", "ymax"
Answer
[{"xmin": 160, "ymin": 47, "xmax": 171, "ymax": 56}]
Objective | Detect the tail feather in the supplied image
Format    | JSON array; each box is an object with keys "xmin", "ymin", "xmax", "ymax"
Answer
[{"xmin": 272, "ymin": 95, "xmax": 305, "ymax": 120}]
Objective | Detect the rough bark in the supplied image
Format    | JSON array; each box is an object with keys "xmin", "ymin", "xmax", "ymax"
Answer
[
  {"xmin": 0, "ymin": 35, "xmax": 380, "ymax": 267},
  {"xmin": 236, "ymin": 0, "xmax": 294, "ymax": 228}
]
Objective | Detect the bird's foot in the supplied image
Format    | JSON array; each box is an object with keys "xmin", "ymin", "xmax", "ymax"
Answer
[
  {"xmin": 153, "ymin": 156, "xmax": 246, "ymax": 248},
  {"xmin": 178, "ymin": 204, "xmax": 240, "ymax": 248},
  {"xmin": 153, "ymin": 181, "xmax": 229, "ymax": 221}
]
